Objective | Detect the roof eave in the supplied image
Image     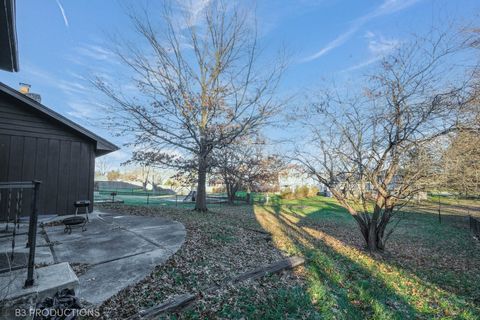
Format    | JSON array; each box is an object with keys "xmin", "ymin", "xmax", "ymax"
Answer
[
  {"xmin": 0, "ymin": 0, "xmax": 19, "ymax": 72},
  {"xmin": 0, "ymin": 82, "xmax": 119, "ymax": 156}
]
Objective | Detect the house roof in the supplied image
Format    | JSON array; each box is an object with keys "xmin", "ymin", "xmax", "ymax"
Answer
[
  {"xmin": 0, "ymin": 0, "xmax": 19, "ymax": 72},
  {"xmin": 0, "ymin": 82, "xmax": 119, "ymax": 156}
]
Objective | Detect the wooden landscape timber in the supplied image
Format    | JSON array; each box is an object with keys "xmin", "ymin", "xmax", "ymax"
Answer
[{"xmin": 137, "ymin": 256, "xmax": 305, "ymax": 319}]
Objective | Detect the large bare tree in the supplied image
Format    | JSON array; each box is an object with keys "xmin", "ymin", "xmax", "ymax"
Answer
[
  {"xmin": 296, "ymin": 31, "xmax": 475, "ymax": 251},
  {"xmin": 95, "ymin": 1, "xmax": 285, "ymax": 211}
]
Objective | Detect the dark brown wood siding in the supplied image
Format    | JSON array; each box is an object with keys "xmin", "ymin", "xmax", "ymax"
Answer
[{"xmin": 0, "ymin": 92, "xmax": 95, "ymax": 218}]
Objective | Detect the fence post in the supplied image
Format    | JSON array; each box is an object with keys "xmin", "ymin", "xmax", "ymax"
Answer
[
  {"xmin": 25, "ymin": 180, "xmax": 41, "ymax": 287},
  {"xmin": 471, "ymin": 215, "xmax": 480, "ymax": 238},
  {"xmin": 147, "ymin": 193, "xmax": 150, "ymax": 205},
  {"xmin": 437, "ymin": 197, "xmax": 442, "ymax": 223}
]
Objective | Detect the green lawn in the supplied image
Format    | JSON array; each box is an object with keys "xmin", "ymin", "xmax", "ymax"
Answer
[
  {"xmin": 426, "ymin": 194, "xmax": 480, "ymax": 208},
  {"xmin": 93, "ymin": 196, "xmax": 479, "ymax": 319},
  {"xmin": 254, "ymin": 196, "xmax": 480, "ymax": 319},
  {"xmin": 99, "ymin": 192, "xmax": 253, "ymax": 208}
]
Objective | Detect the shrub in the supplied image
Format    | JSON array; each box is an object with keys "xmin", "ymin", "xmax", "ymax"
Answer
[
  {"xmin": 295, "ymin": 185, "xmax": 309, "ymax": 198},
  {"xmin": 280, "ymin": 189, "xmax": 295, "ymax": 200},
  {"xmin": 280, "ymin": 186, "xmax": 320, "ymax": 200},
  {"xmin": 212, "ymin": 186, "xmax": 226, "ymax": 193},
  {"xmin": 308, "ymin": 186, "xmax": 319, "ymax": 197}
]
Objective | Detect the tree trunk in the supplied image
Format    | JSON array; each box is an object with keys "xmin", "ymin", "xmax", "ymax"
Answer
[
  {"xmin": 195, "ymin": 155, "xmax": 208, "ymax": 212},
  {"xmin": 330, "ymin": 189, "xmax": 391, "ymax": 251},
  {"xmin": 367, "ymin": 221, "xmax": 378, "ymax": 251},
  {"xmin": 354, "ymin": 215, "xmax": 386, "ymax": 252},
  {"xmin": 365, "ymin": 220, "xmax": 389, "ymax": 251},
  {"xmin": 227, "ymin": 183, "xmax": 239, "ymax": 204},
  {"xmin": 226, "ymin": 183, "xmax": 236, "ymax": 204}
]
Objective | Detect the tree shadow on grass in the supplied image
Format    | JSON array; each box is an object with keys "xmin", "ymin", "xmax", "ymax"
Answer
[
  {"xmin": 381, "ymin": 209, "xmax": 480, "ymax": 305},
  {"xmin": 282, "ymin": 198, "xmax": 480, "ymax": 304},
  {"xmin": 254, "ymin": 201, "xmax": 480, "ymax": 319}
]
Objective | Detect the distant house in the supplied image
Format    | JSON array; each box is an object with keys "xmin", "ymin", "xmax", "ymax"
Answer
[
  {"xmin": 0, "ymin": 82, "xmax": 118, "ymax": 217},
  {"xmin": 278, "ymin": 164, "xmax": 319, "ymax": 191}
]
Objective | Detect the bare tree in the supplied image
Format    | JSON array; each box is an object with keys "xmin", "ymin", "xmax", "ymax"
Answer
[
  {"xmin": 149, "ymin": 168, "xmax": 169, "ymax": 192},
  {"xmin": 95, "ymin": 158, "xmax": 111, "ymax": 177},
  {"xmin": 425, "ymin": 26, "xmax": 480, "ymax": 199},
  {"xmin": 439, "ymin": 131, "xmax": 480, "ymax": 197},
  {"xmin": 297, "ymin": 31, "xmax": 475, "ymax": 251},
  {"xmin": 106, "ymin": 170, "xmax": 121, "ymax": 181},
  {"xmin": 95, "ymin": 1, "xmax": 285, "ymax": 211},
  {"xmin": 211, "ymin": 139, "xmax": 283, "ymax": 203},
  {"xmin": 123, "ymin": 165, "xmax": 151, "ymax": 191}
]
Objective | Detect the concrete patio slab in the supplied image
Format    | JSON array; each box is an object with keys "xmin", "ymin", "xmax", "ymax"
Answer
[
  {"xmin": 0, "ymin": 210, "xmax": 185, "ymax": 306},
  {"xmin": 0, "ymin": 230, "xmax": 54, "ymax": 269},
  {"xmin": 42, "ymin": 211, "xmax": 185, "ymax": 304},
  {"xmin": 79, "ymin": 248, "xmax": 170, "ymax": 304},
  {"xmin": 48, "ymin": 225, "xmax": 159, "ymax": 265}
]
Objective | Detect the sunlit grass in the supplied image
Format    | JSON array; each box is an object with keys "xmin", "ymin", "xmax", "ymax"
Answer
[{"xmin": 254, "ymin": 196, "xmax": 480, "ymax": 319}]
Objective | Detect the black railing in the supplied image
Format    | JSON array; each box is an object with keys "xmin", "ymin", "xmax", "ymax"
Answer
[
  {"xmin": 470, "ymin": 216, "xmax": 480, "ymax": 239},
  {"xmin": 0, "ymin": 180, "xmax": 41, "ymax": 287}
]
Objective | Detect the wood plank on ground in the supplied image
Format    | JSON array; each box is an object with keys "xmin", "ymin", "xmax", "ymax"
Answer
[
  {"xmin": 138, "ymin": 294, "xmax": 196, "ymax": 319},
  {"xmin": 230, "ymin": 256, "xmax": 305, "ymax": 283},
  {"xmin": 137, "ymin": 256, "xmax": 305, "ymax": 319}
]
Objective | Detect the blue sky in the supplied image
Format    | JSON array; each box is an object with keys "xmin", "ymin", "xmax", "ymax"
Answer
[{"xmin": 1, "ymin": 0, "xmax": 478, "ymax": 168}]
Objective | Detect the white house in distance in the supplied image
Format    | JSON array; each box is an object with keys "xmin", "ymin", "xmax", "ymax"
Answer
[{"xmin": 278, "ymin": 164, "xmax": 323, "ymax": 192}]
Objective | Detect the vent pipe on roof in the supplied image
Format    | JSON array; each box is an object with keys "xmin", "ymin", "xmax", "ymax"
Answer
[
  {"xmin": 19, "ymin": 82, "xmax": 30, "ymax": 93},
  {"xmin": 19, "ymin": 82, "xmax": 41, "ymax": 103}
]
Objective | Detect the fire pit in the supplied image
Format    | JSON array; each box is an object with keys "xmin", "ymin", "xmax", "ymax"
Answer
[
  {"xmin": 62, "ymin": 200, "xmax": 90, "ymax": 234},
  {"xmin": 63, "ymin": 216, "xmax": 87, "ymax": 234}
]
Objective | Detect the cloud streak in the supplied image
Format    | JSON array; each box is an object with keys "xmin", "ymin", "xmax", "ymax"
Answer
[
  {"xmin": 342, "ymin": 31, "xmax": 400, "ymax": 72},
  {"xmin": 302, "ymin": 0, "xmax": 421, "ymax": 62},
  {"xmin": 55, "ymin": 0, "xmax": 69, "ymax": 28}
]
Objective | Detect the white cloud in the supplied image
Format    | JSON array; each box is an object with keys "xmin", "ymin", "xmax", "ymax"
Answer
[
  {"xmin": 97, "ymin": 150, "xmax": 131, "ymax": 169},
  {"xmin": 364, "ymin": 30, "xmax": 376, "ymax": 39},
  {"xmin": 374, "ymin": 0, "xmax": 422, "ymax": 17},
  {"xmin": 185, "ymin": 0, "xmax": 211, "ymax": 19},
  {"xmin": 176, "ymin": 0, "xmax": 212, "ymax": 29},
  {"xmin": 342, "ymin": 56, "xmax": 382, "ymax": 72},
  {"xmin": 303, "ymin": 25, "xmax": 360, "ymax": 61},
  {"xmin": 302, "ymin": 0, "xmax": 421, "ymax": 62},
  {"xmin": 66, "ymin": 101, "xmax": 97, "ymax": 119},
  {"xmin": 342, "ymin": 31, "xmax": 400, "ymax": 72},
  {"xmin": 76, "ymin": 44, "xmax": 118, "ymax": 62},
  {"xmin": 55, "ymin": 0, "xmax": 69, "ymax": 28},
  {"xmin": 367, "ymin": 34, "xmax": 400, "ymax": 55}
]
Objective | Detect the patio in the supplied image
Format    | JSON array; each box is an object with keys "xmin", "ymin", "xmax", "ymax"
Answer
[{"xmin": 0, "ymin": 210, "xmax": 186, "ymax": 305}]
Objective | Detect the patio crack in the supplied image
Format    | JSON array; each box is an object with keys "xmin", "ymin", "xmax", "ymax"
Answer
[
  {"xmin": 123, "ymin": 228, "xmax": 176, "ymax": 256},
  {"xmin": 88, "ymin": 249, "xmax": 155, "ymax": 267},
  {"xmin": 96, "ymin": 214, "xmax": 176, "ymax": 256}
]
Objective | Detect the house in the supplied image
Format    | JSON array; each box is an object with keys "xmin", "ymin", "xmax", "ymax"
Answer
[
  {"xmin": 278, "ymin": 164, "xmax": 319, "ymax": 191},
  {"xmin": 0, "ymin": 82, "xmax": 118, "ymax": 217}
]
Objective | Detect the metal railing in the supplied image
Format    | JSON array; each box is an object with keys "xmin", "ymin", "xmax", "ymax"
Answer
[{"xmin": 0, "ymin": 181, "xmax": 41, "ymax": 287}]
